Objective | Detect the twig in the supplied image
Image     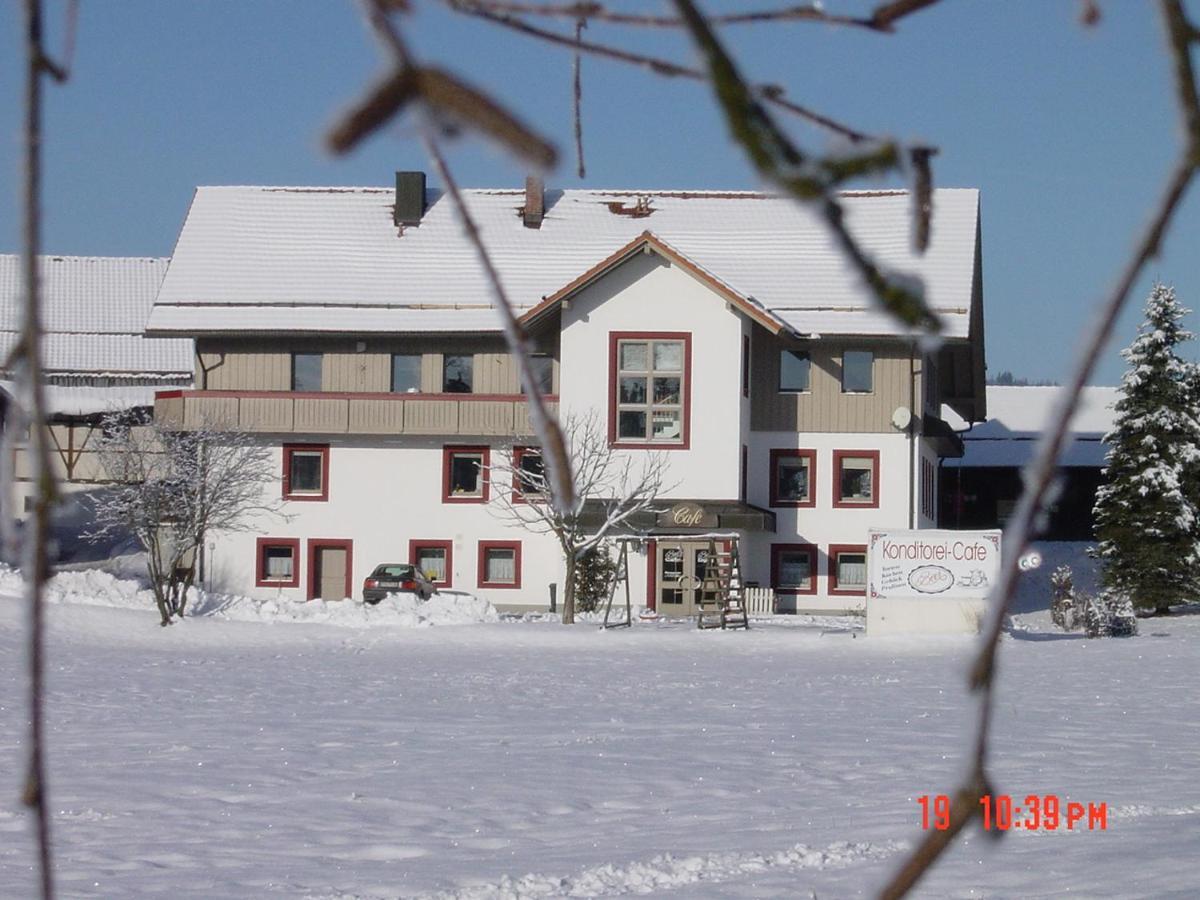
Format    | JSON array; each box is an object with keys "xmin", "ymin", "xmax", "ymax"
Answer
[
  {"xmin": 573, "ymin": 16, "xmax": 586, "ymax": 178},
  {"xmin": 451, "ymin": 1, "xmax": 934, "ymax": 32},
  {"xmin": 671, "ymin": 0, "xmax": 940, "ymax": 333},
  {"xmin": 423, "ymin": 134, "xmax": 576, "ymax": 513},
  {"xmin": 443, "ymin": 0, "xmax": 875, "ymax": 143},
  {"xmin": 20, "ymin": 0, "xmax": 65, "ymax": 896},
  {"xmin": 878, "ymin": 1, "xmax": 1200, "ymax": 896}
]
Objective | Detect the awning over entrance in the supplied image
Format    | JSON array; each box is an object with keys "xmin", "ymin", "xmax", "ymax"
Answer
[{"xmin": 576, "ymin": 499, "xmax": 775, "ymax": 534}]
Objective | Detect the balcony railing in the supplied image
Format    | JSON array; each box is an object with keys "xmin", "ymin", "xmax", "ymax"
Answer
[{"xmin": 154, "ymin": 390, "xmax": 557, "ymax": 437}]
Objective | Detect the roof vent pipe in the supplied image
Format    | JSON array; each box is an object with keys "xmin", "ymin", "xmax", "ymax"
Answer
[
  {"xmin": 394, "ymin": 171, "xmax": 427, "ymax": 226},
  {"xmin": 523, "ymin": 175, "xmax": 544, "ymax": 229}
]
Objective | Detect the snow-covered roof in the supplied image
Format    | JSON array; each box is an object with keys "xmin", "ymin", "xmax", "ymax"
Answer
[
  {"xmin": 0, "ymin": 255, "xmax": 193, "ymax": 377},
  {"xmin": 0, "ymin": 381, "xmax": 164, "ymax": 417},
  {"xmin": 149, "ymin": 186, "xmax": 981, "ymax": 338},
  {"xmin": 943, "ymin": 385, "xmax": 1118, "ymax": 468}
]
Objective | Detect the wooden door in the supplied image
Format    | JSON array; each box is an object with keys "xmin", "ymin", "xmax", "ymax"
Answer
[{"xmin": 308, "ymin": 539, "xmax": 353, "ymax": 600}]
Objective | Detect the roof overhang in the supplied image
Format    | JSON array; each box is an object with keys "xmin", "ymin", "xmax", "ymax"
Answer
[{"xmin": 518, "ymin": 231, "xmax": 789, "ymax": 335}]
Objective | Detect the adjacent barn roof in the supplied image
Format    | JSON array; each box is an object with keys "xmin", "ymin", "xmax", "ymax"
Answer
[
  {"xmin": 0, "ymin": 255, "xmax": 192, "ymax": 378},
  {"xmin": 149, "ymin": 186, "xmax": 981, "ymax": 339},
  {"xmin": 942, "ymin": 386, "xmax": 1118, "ymax": 468}
]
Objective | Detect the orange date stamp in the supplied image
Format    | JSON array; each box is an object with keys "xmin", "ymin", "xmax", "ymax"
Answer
[{"xmin": 918, "ymin": 794, "xmax": 1108, "ymax": 831}]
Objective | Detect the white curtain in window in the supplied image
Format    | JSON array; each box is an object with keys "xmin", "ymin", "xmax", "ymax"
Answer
[
  {"xmin": 839, "ymin": 556, "xmax": 867, "ymax": 586},
  {"xmin": 265, "ymin": 550, "xmax": 293, "ymax": 579},
  {"xmin": 486, "ymin": 549, "xmax": 515, "ymax": 583},
  {"xmin": 418, "ymin": 550, "xmax": 446, "ymax": 581}
]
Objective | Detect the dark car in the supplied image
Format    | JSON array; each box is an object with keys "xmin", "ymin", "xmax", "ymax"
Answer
[{"xmin": 362, "ymin": 563, "xmax": 435, "ymax": 604}]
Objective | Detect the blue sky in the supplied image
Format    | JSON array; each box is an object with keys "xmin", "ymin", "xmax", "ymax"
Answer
[{"xmin": 2, "ymin": 1, "xmax": 1198, "ymax": 386}]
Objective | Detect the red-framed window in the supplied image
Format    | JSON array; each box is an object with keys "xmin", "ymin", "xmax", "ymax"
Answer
[
  {"xmin": 442, "ymin": 445, "xmax": 490, "ymax": 503},
  {"xmin": 306, "ymin": 538, "xmax": 353, "ymax": 601},
  {"xmin": 282, "ymin": 443, "xmax": 330, "ymax": 502},
  {"xmin": 478, "ymin": 540, "xmax": 522, "ymax": 589},
  {"xmin": 511, "ymin": 446, "xmax": 545, "ymax": 503},
  {"xmin": 608, "ymin": 331, "xmax": 692, "ymax": 448},
  {"xmin": 769, "ymin": 448, "xmax": 817, "ymax": 508},
  {"xmin": 741, "ymin": 334, "xmax": 750, "ymax": 399},
  {"xmin": 829, "ymin": 543, "xmax": 868, "ymax": 595},
  {"xmin": 410, "ymin": 539, "xmax": 453, "ymax": 588},
  {"xmin": 832, "ymin": 449, "xmax": 880, "ymax": 509},
  {"xmin": 770, "ymin": 543, "xmax": 817, "ymax": 596},
  {"xmin": 255, "ymin": 537, "xmax": 300, "ymax": 588}
]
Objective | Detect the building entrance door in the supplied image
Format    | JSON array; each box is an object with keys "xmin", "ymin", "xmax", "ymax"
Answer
[
  {"xmin": 308, "ymin": 539, "xmax": 352, "ymax": 600},
  {"xmin": 655, "ymin": 540, "xmax": 711, "ymax": 617}
]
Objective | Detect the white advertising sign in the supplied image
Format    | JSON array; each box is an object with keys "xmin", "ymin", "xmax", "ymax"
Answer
[{"xmin": 866, "ymin": 529, "xmax": 1002, "ymax": 635}]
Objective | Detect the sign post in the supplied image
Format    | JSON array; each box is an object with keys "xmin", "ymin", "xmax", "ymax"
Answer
[{"xmin": 866, "ymin": 529, "xmax": 1002, "ymax": 636}]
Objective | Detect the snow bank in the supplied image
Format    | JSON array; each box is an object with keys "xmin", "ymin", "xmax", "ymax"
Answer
[
  {"xmin": 199, "ymin": 589, "xmax": 499, "ymax": 628},
  {"xmin": 0, "ymin": 566, "xmax": 498, "ymax": 628}
]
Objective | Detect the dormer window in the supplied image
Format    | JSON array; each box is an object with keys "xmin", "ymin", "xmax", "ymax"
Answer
[{"xmin": 610, "ymin": 333, "xmax": 690, "ymax": 447}]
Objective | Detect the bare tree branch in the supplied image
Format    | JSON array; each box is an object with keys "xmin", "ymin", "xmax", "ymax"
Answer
[
  {"xmin": 671, "ymin": 0, "xmax": 941, "ymax": 333},
  {"xmin": 18, "ymin": 0, "xmax": 63, "ymax": 894},
  {"xmin": 443, "ymin": 0, "xmax": 877, "ymax": 143},
  {"xmin": 879, "ymin": 2, "xmax": 1200, "ymax": 895},
  {"xmin": 450, "ymin": 1, "xmax": 929, "ymax": 33},
  {"xmin": 573, "ymin": 16, "xmax": 586, "ymax": 179}
]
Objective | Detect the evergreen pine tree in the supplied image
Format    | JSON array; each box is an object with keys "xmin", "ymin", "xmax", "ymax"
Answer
[{"xmin": 1093, "ymin": 283, "xmax": 1200, "ymax": 614}]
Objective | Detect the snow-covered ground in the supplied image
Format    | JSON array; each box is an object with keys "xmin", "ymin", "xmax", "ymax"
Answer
[{"xmin": 1, "ymin": 548, "xmax": 1198, "ymax": 898}]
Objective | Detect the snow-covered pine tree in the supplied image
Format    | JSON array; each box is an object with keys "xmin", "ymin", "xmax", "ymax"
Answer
[{"xmin": 1093, "ymin": 283, "xmax": 1200, "ymax": 614}]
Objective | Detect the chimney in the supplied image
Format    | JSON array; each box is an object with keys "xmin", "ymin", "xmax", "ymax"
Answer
[
  {"xmin": 523, "ymin": 175, "xmax": 544, "ymax": 229},
  {"xmin": 394, "ymin": 171, "xmax": 426, "ymax": 227}
]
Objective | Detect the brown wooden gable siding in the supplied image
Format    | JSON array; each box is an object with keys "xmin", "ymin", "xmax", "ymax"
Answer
[{"xmin": 749, "ymin": 330, "xmax": 923, "ymax": 433}]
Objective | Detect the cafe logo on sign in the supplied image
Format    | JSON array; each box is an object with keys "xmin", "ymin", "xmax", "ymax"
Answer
[{"xmin": 657, "ymin": 502, "xmax": 718, "ymax": 529}]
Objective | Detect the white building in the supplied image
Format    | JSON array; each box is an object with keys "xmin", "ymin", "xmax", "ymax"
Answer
[
  {"xmin": 0, "ymin": 255, "xmax": 193, "ymax": 516},
  {"xmin": 148, "ymin": 176, "xmax": 986, "ymax": 614}
]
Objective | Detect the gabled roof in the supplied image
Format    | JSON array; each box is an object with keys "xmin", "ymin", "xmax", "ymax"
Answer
[
  {"xmin": 0, "ymin": 255, "xmax": 192, "ymax": 378},
  {"xmin": 519, "ymin": 231, "xmax": 788, "ymax": 334},
  {"xmin": 149, "ymin": 186, "xmax": 981, "ymax": 339}
]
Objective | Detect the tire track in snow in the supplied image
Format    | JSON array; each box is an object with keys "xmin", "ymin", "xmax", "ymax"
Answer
[{"xmin": 411, "ymin": 839, "xmax": 907, "ymax": 898}]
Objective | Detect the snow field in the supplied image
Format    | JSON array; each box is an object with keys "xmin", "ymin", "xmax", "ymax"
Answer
[{"xmin": 1, "ymin": 550, "xmax": 1198, "ymax": 898}]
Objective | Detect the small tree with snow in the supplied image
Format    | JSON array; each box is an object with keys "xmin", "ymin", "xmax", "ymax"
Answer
[
  {"xmin": 1093, "ymin": 283, "xmax": 1200, "ymax": 615},
  {"xmin": 489, "ymin": 411, "xmax": 669, "ymax": 624},
  {"xmin": 90, "ymin": 414, "xmax": 284, "ymax": 626}
]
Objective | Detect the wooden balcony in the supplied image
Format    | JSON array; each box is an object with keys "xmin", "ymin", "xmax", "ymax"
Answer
[{"xmin": 154, "ymin": 390, "xmax": 558, "ymax": 437}]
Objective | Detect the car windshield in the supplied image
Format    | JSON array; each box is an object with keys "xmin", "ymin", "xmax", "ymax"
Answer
[{"xmin": 373, "ymin": 565, "xmax": 415, "ymax": 579}]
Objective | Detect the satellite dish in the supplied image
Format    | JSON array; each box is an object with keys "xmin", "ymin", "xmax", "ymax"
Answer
[{"xmin": 891, "ymin": 406, "xmax": 913, "ymax": 431}]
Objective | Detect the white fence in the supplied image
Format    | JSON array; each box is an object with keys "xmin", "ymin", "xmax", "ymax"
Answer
[{"xmin": 743, "ymin": 587, "xmax": 777, "ymax": 616}]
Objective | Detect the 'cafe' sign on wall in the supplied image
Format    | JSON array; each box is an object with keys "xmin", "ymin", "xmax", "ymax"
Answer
[{"xmin": 657, "ymin": 502, "xmax": 719, "ymax": 529}]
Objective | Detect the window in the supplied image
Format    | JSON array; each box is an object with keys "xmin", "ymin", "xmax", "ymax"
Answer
[
  {"xmin": 512, "ymin": 446, "xmax": 545, "ymax": 501},
  {"xmin": 610, "ymin": 332, "xmax": 690, "ymax": 447},
  {"xmin": 522, "ymin": 354, "xmax": 554, "ymax": 395},
  {"xmin": 443, "ymin": 354, "xmax": 473, "ymax": 393},
  {"xmin": 842, "ymin": 350, "xmax": 873, "ymax": 393},
  {"xmin": 924, "ymin": 354, "xmax": 938, "ymax": 409},
  {"xmin": 740, "ymin": 444, "xmax": 748, "ymax": 502},
  {"xmin": 392, "ymin": 354, "xmax": 422, "ymax": 393},
  {"xmin": 478, "ymin": 541, "xmax": 522, "ymax": 589},
  {"xmin": 769, "ymin": 449, "xmax": 817, "ymax": 508},
  {"xmin": 443, "ymin": 445, "xmax": 489, "ymax": 503},
  {"xmin": 282, "ymin": 443, "xmax": 329, "ymax": 501},
  {"xmin": 829, "ymin": 544, "xmax": 868, "ymax": 595},
  {"xmin": 256, "ymin": 537, "xmax": 300, "ymax": 588},
  {"xmin": 771, "ymin": 544, "xmax": 817, "ymax": 595},
  {"xmin": 833, "ymin": 449, "xmax": 880, "ymax": 508},
  {"xmin": 410, "ymin": 540, "xmax": 452, "ymax": 588},
  {"xmin": 779, "ymin": 349, "xmax": 811, "ymax": 392},
  {"xmin": 292, "ymin": 352, "xmax": 323, "ymax": 392}
]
